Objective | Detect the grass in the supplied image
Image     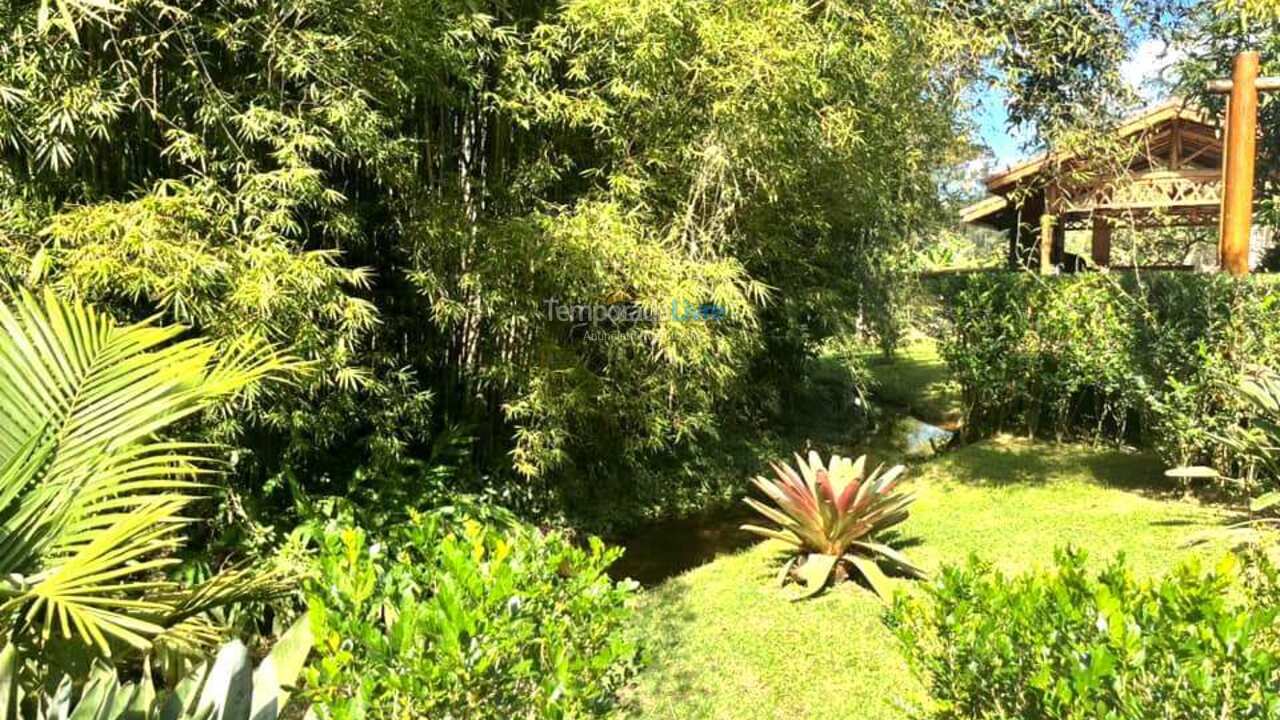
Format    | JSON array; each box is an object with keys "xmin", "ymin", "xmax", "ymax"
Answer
[
  {"xmin": 862, "ymin": 336, "xmax": 962, "ymax": 428},
  {"xmin": 617, "ymin": 436, "xmax": 1230, "ymax": 720}
]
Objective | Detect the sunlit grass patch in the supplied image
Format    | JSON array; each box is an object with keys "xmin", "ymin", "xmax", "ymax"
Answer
[{"xmin": 862, "ymin": 337, "xmax": 962, "ymax": 428}]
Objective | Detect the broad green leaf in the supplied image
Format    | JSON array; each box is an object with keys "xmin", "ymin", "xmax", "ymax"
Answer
[
  {"xmin": 1250, "ymin": 492, "xmax": 1280, "ymax": 513},
  {"xmin": 845, "ymin": 554, "xmax": 895, "ymax": 603},
  {"xmin": 0, "ymin": 644, "xmax": 16, "ymax": 720},
  {"xmin": 125, "ymin": 657, "xmax": 156, "ymax": 720},
  {"xmin": 195, "ymin": 641, "xmax": 252, "ymax": 720},
  {"xmin": 159, "ymin": 661, "xmax": 207, "ymax": 720},
  {"xmin": 67, "ymin": 662, "xmax": 117, "ymax": 720},
  {"xmin": 789, "ymin": 553, "xmax": 837, "ymax": 601},
  {"xmin": 250, "ymin": 615, "xmax": 314, "ymax": 720},
  {"xmin": 850, "ymin": 541, "xmax": 928, "ymax": 579},
  {"xmin": 774, "ymin": 556, "xmax": 796, "ymax": 587},
  {"xmin": 740, "ymin": 524, "xmax": 802, "ymax": 548}
]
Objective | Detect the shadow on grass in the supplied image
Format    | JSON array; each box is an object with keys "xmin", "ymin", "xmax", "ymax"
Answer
[
  {"xmin": 935, "ymin": 442, "xmax": 1066, "ymax": 486},
  {"xmin": 1148, "ymin": 518, "xmax": 1209, "ymax": 527},
  {"xmin": 937, "ymin": 438, "xmax": 1182, "ymax": 498},
  {"xmin": 609, "ymin": 505, "xmax": 759, "ymax": 587},
  {"xmin": 879, "ymin": 530, "xmax": 925, "ymax": 551},
  {"xmin": 1078, "ymin": 451, "xmax": 1184, "ymax": 497},
  {"xmin": 615, "ymin": 579, "xmax": 700, "ymax": 715}
]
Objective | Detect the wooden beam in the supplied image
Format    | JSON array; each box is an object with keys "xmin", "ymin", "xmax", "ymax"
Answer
[
  {"xmin": 1206, "ymin": 76, "xmax": 1280, "ymax": 93},
  {"xmin": 1177, "ymin": 127, "xmax": 1224, "ymax": 145},
  {"xmin": 1220, "ymin": 52, "xmax": 1261, "ymax": 277},
  {"xmin": 1179, "ymin": 142, "xmax": 1218, "ymax": 168},
  {"xmin": 1091, "ymin": 216, "xmax": 1112, "ymax": 267},
  {"xmin": 1136, "ymin": 169, "xmax": 1220, "ymax": 181}
]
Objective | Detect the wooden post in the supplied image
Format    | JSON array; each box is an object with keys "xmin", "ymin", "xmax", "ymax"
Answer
[
  {"xmin": 1171, "ymin": 120, "xmax": 1183, "ymax": 170},
  {"xmin": 1091, "ymin": 215, "xmax": 1111, "ymax": 267},
  {"xmin": 1207, "ymin": 59, "xmax": 1280, "ymax": 274},
  {"xmin": 1008, "ymin": 212, "xmax": 1020, "ymax": 269},
  {"xmin": 1221, "ymin": 52, "xmax": 1260, "ymax": 276},
  {"xmin": 1040, "ymin": 214, "xmax": 1055, "ymax": 275}
]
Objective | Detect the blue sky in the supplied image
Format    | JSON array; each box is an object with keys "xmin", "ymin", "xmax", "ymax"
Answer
[{"xmin": 970, "ymin": 34, "xmax": 1186, "ymax": 171}]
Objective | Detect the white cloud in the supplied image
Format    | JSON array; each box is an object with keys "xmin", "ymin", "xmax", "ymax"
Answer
[{"xmin": 1122, "ymin": 38, "xmax": 1186, "ymax": 105}]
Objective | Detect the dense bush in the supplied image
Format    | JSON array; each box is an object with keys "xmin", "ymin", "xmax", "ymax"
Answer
[
  {"xmin": 933, "ymin": 272, "xmax": 1280, "ymax": 490},
  {"xmin": 300, "ymin": 505, "xmax": 639, "ymax": 719},
  {"xmin": 890, "ymin": 548, "xmax": 1280, "ymax": 719}
]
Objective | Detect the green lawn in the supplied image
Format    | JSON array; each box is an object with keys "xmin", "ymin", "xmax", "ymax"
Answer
[
  {"xmin": 862, "ymin": 337, "xmax": 962, "ymax": 428},
  {"xmin": 617, "ymin": 436, "xmax": 1230, "ymax": 720}
]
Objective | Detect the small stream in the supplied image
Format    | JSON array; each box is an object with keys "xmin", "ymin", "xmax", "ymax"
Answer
[
  {"xmin": 876, "ymin": 409, "xmax": 956, "ymax": 458},
  {"xmin": 608, "ymin": 408, "xmax": 955, "ymax": 586}
]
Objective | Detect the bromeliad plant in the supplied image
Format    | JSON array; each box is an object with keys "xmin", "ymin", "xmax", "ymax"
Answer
[{"xmin": 742, "ymin": 452, "xmax": 924, "ymax": 600}]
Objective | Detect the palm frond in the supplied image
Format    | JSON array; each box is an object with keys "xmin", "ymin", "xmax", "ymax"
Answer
[{"xmin": 0, "ymin": 288, "xmax": 293, "ymax": 661}]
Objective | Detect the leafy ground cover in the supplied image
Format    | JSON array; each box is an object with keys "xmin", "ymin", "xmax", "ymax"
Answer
[
  {"xmin": 618, "ymin": 436, "xmax": 1229, "ymax": 719},
  {"xmin": 862, "ymin": 337, "xmax": 963, "ymax": 428}
]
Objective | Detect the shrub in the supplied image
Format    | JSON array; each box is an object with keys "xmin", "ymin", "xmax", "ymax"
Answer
[
  {"xmin": 932, "ymin": 272, "xmax": 1144, "ymax": 441},
  {"xmin": 889, "ymin": 548, "xmax": 1280, "ymax": 719},
  {"xmin": 300, "ymin": 506, "xmax": 639, "ymax": 719},
  {"xmin": 932, "ymin": 272, "xmax": 1280, "ymax": 490}
]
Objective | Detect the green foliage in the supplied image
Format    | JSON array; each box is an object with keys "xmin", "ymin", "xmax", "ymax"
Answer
[
  {"xmin": 1157, "ymin": 0, "xmax": 1280, "ymax": 232},
  {"xmin": 1, "ymin": 615, "xmax": 313, "ymax": 720},
  {"xmin": 1170, "ymin": 368, "xmax": 1280, "ymax": 488},
  {"xmin": 0, "ymin": 288, "xmax": 291, "ymax": 680},
  {"xmin": 742, "ymin": 451, "xmax": 923, "ymax": 600},
  {"xmin": 948, "ymin": 0, "xmax": 1134, "ymax": 137},
  {"xmin": 300, "ymin": 506, "xmax": 638, "ymax": 719},
  {"xmin": 934, "ymin": 272, "xmax": 1280, "ymax": 491},
  {"xmin": 942, "ymin": 0, "xmax": 1144, "ymax": 213},
  {"xmin": 935, "ymin": 273, "xmax": 1143, "ymax": 441},
  {"xmin": 890, "ymin": 548, "xmax": 1280, "ymax": 719},
  {"xmin": 0, "ymin": 0, "xmax": 982, "ymax": 531},
  {"xmin": 1169, "ymin": 368, "xmax": 1280, "ymax": 549},
  {"xmin": 0, "ymin": 0, "xmax": 443, "ymax": 540},
  {"xmin": 0, "ymin": 0, "xmax": 1172, "ymax": 537},
  {"xmin": 1233, "ymin": 369, "xmax": 1280, "ymax": 483}
]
